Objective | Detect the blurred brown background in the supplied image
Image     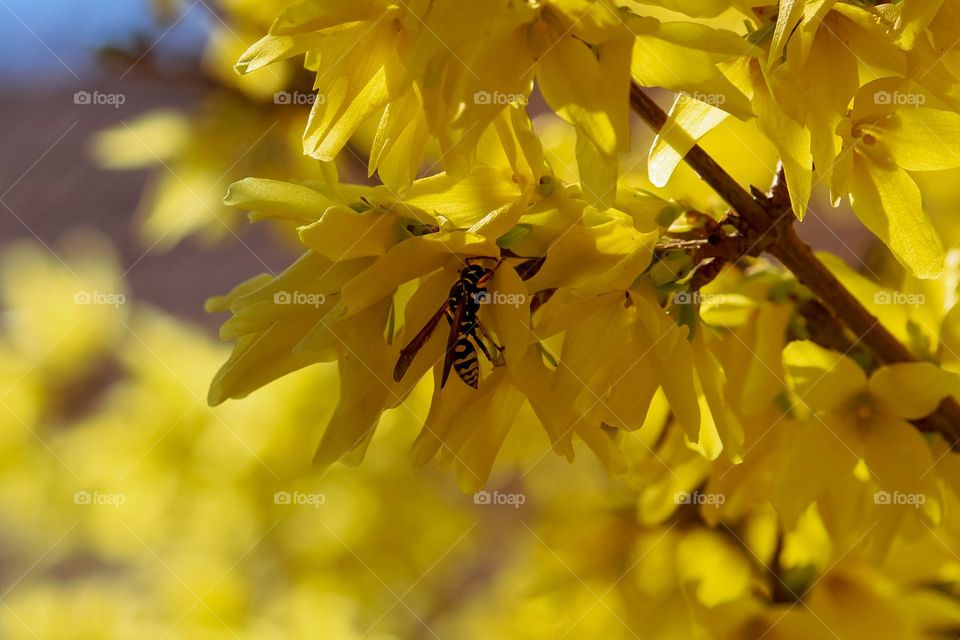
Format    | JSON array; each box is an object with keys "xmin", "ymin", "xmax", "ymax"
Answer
[{"xmin": 0, "ymin": 75, "xmax": 293, "ymax": 331}]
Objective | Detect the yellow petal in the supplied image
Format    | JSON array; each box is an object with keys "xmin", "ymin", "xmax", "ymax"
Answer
[
  {"xmin": 889, "ymin": 0, "xmax": 943, "ymax": 49},
  {"xmin": 782, "ymin": 340, "xmax": 866, "ymax": 412},
  {"xmin": 224, "ymin": 178, "xmax": 332, "ymax": 224},
  {"xmin": 488, "ymin": 265, "xmax": 530, "ymax": 370},
  {"xmin": 738, "ymin": 303, "xmax": 793, "ymax": 417},
  {"xmin": 552, "ymin": 296, "xmax": 632, "ymax": 416},
  {"xmin": 630, "ymin": 295, "xmax": 702, "ymax": 443},
  {"xmin": 768, "ymin": 0, "xmax": 805, "ymax": 66},
  {"xmin": 209, "ymin": 312, "xmax": 326, "ymax": 406},
  {"xmin": 234, "ymin": 33, "xmax": 325, "ymax": 74},
  {"xmin": 866, "ymin": 415, "xmax": 941, "ymax": 526},
  {"xmin": 302, "ymin": 20, "xmax": 406, "ymax": 161},
  {"xmin": 510, "ymin": 347, "xmax": 576, "ymax": 459},
  {"xmin": 268, "ymin": 0, "xmax": 385, "ymax": 36},
  {"xmin": 220, "ymin": 253, "xmax": 365, "ymax": 340},
  {"xmin": 773, "ymin": 417, "xmax": 859, "ymax": 527},
  {"xmin": 693, "ymin": 333, "xmax": 743, "ymax": 459},
  {"xmin": 629, "ymin": 0, "xmax": 729, "ymax": 18},
  {"xmin": 453, "ymin": 380, "xmax": 526, "ymax": 493},
  {"xmin": 771, "ymin": 20, "xmax": 857, "ymax": 201},
  {"xmin": 339, "ymin": 233, "xmax": 498, "ymax": 317},
  {"xmin": 805, "ymin": 564, "xmax": 913, "ymax": 640},
  {"xmin": 849, "ymin": 159, "xmax": 944, "ymax": 279},
  {"xmin": 298, "ymin": 206, "xmax": 399, "ymax": 261},
  {"xmin": 648, "ymin": 94, "xmax": 728, "ymax": 189},
  {"xmin": 523, "ymin": 208, "xmax": 656, "ymax": 295},
  {"xmin": 877, "ymin": 108, "xmax": 960, "ymax": 171},
  {"xmin": 467, "ymin": 191, "xmax": 531, "ymax": 241},
  {"xmin": 750, "ymin": 62, "xmax": 812, "ymax": 219},
  {"xmin": 575, "ymin": 132, "xmax": 618, "ymax": 210},
  {"xmin": 604, "ymin": 330, "xmax": 659, "ymax": 430},
  {"xmin": 369, "ymin": 89, "xmax": 429, "ymax": 192},
  {"xmin": 550, "ymin": 0, "xmax": 629, "ymax": 43},
  {"xmin": 313, "ymin": 300, "xmax": 393, "ymax": 466},
  {"xmin": 536, "ymin": 35, "xmax": 626, "ymax": 156},
  {"xmin": 676, "ymin": 530, "xmax": 753, "ymax": 606},
  {"xmin": 630, "ymin": 17, "xmax": 754, "ymax": 120},
  {"xmin": 205, "ymin": 273, "xmax": 274, "ymax": 314},
  {"xmin": 868, "ymin": 363, "xmax": 960, "ymax": 420},
  {"xmin": 394, "ymin": 167, "xmax": 522, "ymax": 229}
]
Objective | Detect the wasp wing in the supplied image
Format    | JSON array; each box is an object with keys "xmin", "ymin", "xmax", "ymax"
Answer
[
  {"xmin": 393, "ymin": 302, "xmax": 448, "ymax": 383},
  {"xmin": 441, "ymin": 294, "xmax": 468, "ymax": 388}
]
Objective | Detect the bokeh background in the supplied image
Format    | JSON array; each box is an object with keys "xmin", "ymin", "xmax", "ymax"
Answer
[{"xmin": 0, "ymin": 0, "xmax": 297, "ymax": 324}]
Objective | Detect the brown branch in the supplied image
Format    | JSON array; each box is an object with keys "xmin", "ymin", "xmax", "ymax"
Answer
[
  {"xmin": 630, "ymin": 84, "xmax": 778, "ymax": 237},
  {"xmin": 630, "ymin": 82, "xmax": 960, "ymax": 445},
  {"xmin": 795, "ymin": 299, "xmax": 862, "ymax": 357}
]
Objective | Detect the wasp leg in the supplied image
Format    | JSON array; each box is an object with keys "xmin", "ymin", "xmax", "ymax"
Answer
[
  {"xmin": 473, "ymin": 320, "xmax": 506, "ymax": 368},
  {"xmin": 472, "ymin": 331, "xmax": 494, "ymax": 361},
  {"xmin": 468, "ymin": 257, "xmax": 504, "ymax": 284},
  {"xmin": 475, "ymin": 318, "xmax": 505, "ymax": 351}
]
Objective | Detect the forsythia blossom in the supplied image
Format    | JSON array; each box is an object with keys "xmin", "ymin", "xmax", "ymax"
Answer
[{"xmin": 17, "ymin": 0, "xmax": 960, "ymax": 636}]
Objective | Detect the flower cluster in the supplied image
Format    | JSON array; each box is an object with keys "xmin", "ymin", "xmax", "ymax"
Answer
[
  {"xmin": 116, "ymin": 0, "xmax": 960, "ymax": 632},
  {"xmin": 208, "ymin": 0, "xmax": 960, "ymax": 491}
]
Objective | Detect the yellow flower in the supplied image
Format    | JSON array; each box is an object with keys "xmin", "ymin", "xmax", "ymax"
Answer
[
  {"xmin": 209, "ymin": 156, "xmax": 739, "ymax": 486},
  {"xmin": 828, "ymin": 78, "xmax": 960, "ymax": 278},
  {"xmin": 92, "ymin": 106, "xmax": 321, "ymax": 249},
  {"xmin": 777, "ymin": 340, "xmax": 957, "ymax": 535},
  {"xmin": 237, "ymin": 0, "xmax": 755, "ymax": 204}
]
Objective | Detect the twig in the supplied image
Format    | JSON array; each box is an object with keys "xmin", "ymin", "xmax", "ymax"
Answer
[{"xmin": 630, "ymin": 82, "xmax": 960, "ymax": 445}]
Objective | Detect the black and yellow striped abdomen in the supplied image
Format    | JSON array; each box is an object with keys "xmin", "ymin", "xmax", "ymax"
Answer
[{"xmin": 451, "ymin": 336, "xmax": 480, "ymax": 388}]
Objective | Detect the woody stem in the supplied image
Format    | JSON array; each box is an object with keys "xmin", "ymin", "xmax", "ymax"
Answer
[{"xmin": 629, "ymin": 82, "xmax": 960, "ymax": 445}]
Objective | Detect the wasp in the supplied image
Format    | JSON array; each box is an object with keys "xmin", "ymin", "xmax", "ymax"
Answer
[{"xmin": 393, "ymin": 257, "xmax": 504, "ymax": 389}]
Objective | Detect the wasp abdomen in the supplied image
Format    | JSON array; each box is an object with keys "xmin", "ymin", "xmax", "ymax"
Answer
[{"xmin": 451, "ymin": 336, "xmax": 480, "ymax": 388}]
